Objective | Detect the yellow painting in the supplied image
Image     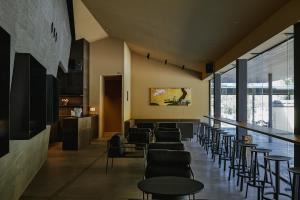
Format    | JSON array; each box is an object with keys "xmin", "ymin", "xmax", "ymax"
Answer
[{"xmin": 150, "ymin": 88, "xmax": 192, "ymax": 106}]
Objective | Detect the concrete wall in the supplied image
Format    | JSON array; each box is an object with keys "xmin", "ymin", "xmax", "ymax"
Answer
[
  {"xmin": 0, "ymin": 127, "xmax": 50, "ymax": 200},
  {"xmin": 0, "ymin": 0, "xmax": 71, "ymax": 79},
  {"xmin": 0, "ymin": 1, "xmax": 71, "ymax": 199},
  {"xmin": 131, "ymin": 53, "xmax": 209, "ymax": 119}
]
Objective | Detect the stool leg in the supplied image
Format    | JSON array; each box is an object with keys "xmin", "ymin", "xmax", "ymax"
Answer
[
  {"xmin": 274, "ymin": 161, "xmax": 280, "ymax": 200},
  {"xmin": 228, "ymin": 141, "xmax": 236, "ymax": 181},
  {"xmin": 237, "ymin": 145, "xmax": 242, "ymax": 187},
  {"xmin": 223, "ymin": 137, "xmax": 228, "ymax": 172}
]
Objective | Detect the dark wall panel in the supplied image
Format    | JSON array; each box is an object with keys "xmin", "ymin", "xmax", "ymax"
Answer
[
  {"xmin": 0, "ymin": 27, "xmax": 10, "ymax": 157},
  {"xmin": 46, "ymin": 75, "xmax": 58, "ymax": 124},
  {"xmin": 10, "ymin": 53, "xmax": 46, "ymax": 139}
]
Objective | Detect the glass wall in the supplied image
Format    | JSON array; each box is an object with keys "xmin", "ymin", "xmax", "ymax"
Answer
[
  {"xmin": 247, "ymin": 38, "xmax": 294, "ymax": 132},
  {"xmin": 247, "ymin": 38, "xmax": 294, "ymax": 179},
  {"xmin": 209, "ymin": 79, "xmax": 214, "ymax": 117},
  {"xmin": 221, "ymin": 68, "xmax": 236, "ymax": 120}
]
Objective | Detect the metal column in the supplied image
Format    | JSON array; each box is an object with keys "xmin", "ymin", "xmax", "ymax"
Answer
[
  {"xmin": 214, "ymin": 73, "xmax": 221, "ymax": 127},
  {"xmin": 236, "ymin": 59, "xmax": 247, "ymax": 140}
]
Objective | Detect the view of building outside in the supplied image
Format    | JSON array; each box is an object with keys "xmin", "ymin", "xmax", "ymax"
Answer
[
  {"xmin": 221, "ymin": 68, "xmax": 236, "ymax": 128},
  {"xmin": 247, "ymin": 38, "xmax": 294, "ymax": 178},
  {"xmin": 210, "ymin": 79, "xmax": 214, "ymax": 117},
  {"xmin": 208, "ymin": 35, "xmax": 294, "ymax": 180},
  {"xmin": 247, "ymin": 38, "xmax": 294, "ymax": 132}
]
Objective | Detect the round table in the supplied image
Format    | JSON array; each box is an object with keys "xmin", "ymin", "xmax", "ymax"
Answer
[{"xmin": 137, "ymin": 176, "xmax": 204, "ymax": 200}]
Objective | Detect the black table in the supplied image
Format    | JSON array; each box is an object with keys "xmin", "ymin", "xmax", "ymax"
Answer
[{"xmin": 137, "ymin": 176, "xmax": 204, "ymax": 200}]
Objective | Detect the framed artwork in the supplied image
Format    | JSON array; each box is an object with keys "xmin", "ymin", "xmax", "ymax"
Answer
[{"xmin": 150, "ymin": 88, "xmax": 192, "ymax": 106}]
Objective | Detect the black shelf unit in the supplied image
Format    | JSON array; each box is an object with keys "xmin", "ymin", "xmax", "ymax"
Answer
[
  {"xmin": 10, "ymin": 53, "xmax": 47, "ymax": 139},
  {"xmin": 58, "ymin": 39, "xmax": 89, "ymax": 117},
  {"xmin": 0, "ymin": 27, "xmax": 10, "ymax": 157},
  {"xmin": 47, "ymin": 75, "xmax": 59, "ymax": 124}
]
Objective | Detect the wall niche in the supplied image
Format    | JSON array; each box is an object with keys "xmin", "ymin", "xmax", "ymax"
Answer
[
  {"xmin": 0, "ymin": 27, "xmax": 10, "ymax": 157},
  {"xmin": 10, "ymin": 53, "xmax": 46, "ymax": 139}
]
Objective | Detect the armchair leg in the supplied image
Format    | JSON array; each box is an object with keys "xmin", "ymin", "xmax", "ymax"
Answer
[
  {"xmin": 106, "ymin": 156, "xmax": 109, "ymax": 174},
  {"xmin": 111, "ymin": 157, "xmax": 114, "ymax": 169}
]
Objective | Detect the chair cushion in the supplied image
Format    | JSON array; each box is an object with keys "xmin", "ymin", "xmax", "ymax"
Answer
[
  {"xmin": 155, "ymin": 131, "xmax": 181, "ymax": 142},
  {"xmin": 156, "ymin": 127, "xmax": 180, "ymax": 132},
  {"xmin": 147, "ymin": 149, "xmax": 191, "ymax": 165},
  {"xmin": 136, "ymin": 123, "xmax": 155, "ymax": 130},
  {"xmin": 145, "ymin": 165, "xmax": 192, "ymax": 178},
  {"xmin": 108, "ymin": 134, "xmax": 125, "ymax": 157},
  {"xmin": 145, "ymin": 149, "xmax": 192, "ymax": 178},
  {"xmin": 148, "ymin": 142, "xmax": 184, "ymax": 150},
  {"xmin": 158, "ymin": 123, "xmax": 177, "ymax": 128},
  {"xmin": 128, "ymin": 130, "xmax": 150, "ymax": 144}
]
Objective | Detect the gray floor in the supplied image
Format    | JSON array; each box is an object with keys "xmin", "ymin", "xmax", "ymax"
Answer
[{"xmin": 21, "ymin": 139, "xmax": 280, "ymax": 200}]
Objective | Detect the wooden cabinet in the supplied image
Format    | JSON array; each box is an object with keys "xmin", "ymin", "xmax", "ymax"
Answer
[
  {"xmin": 10, "ymin": 53, "xmax": 46, "ymax": 139},
  {"xmin": 0, "ymin": 27, "xmax": 10, "ymax": 157}
]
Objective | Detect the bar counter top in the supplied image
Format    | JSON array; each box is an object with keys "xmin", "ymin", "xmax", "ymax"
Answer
[{"xmin": 204, "ymin": 116, "xmax": 300, "ymax": 144}]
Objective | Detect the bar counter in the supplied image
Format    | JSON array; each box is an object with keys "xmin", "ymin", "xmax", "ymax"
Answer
[
  {"xmin": 204, "ymin": 116, "xmax": 300, "ymax": 144},
  {"xmin": 62, "ymin": 115, "xmax": 98, "ymax": 150}
]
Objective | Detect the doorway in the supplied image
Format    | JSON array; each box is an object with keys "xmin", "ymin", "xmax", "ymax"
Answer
[{"xmin": 103, "ymin": 76, "xmax": 122, "ymax": 138}]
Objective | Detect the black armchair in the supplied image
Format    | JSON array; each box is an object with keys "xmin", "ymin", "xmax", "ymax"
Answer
[
  {"xmin": 155, "ymin": 131, "xmax": 181, "ymax": 142},
  {"xmin": 136, "ymin": 122, "xmax": 155, "ymax": 130},
  {"xmin": 127, "ymin": 128, "xmax": 151, "ymax": 144},
  {"xmin": 158, "ymin": 122, "xmax": 177, "ymax": 128},
  {"xmin": 106, "ymin": 134, "xmax": 146, "ymax": 174},
  {"xmin": 148, "ymin": 142, "xmax": 185, "ymax": 150},
  {"xmin": 145, "ymin": 149, "xmax": 194, "ymax": 179}
]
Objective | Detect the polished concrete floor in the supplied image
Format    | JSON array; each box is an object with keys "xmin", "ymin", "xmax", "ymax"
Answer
[{"xmin": 21, "ymin": 139, "xmax": 290, "ymax": 200}]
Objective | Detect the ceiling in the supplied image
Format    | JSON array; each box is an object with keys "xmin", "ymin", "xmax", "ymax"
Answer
[
  {"xmin": 82, "ymin": 0, "xmax": 289, "ymax": 71},
  {"xmin": 217, "ymin": 25, "xmax": 294, "ymax": 83}
]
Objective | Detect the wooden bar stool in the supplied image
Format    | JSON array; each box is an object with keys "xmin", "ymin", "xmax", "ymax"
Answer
[
  {"xmin": 245, "ymin": 148, "xmax": 272, "ymax": 200},
  {"xmin": 288, "ymin": 167, "xmax": 300, "ymax": 200},
  {"xmin": 228, "ymin": 139, "xmax": 246, "ymax": 181},
  {"xmin": 236, "ymin": 143, "xmax": 257, "ymax": 192},
  {"xmin": 262, "ymin": 155, "xmax": 292, "ymax": 200},
  {"xmin": 219, "ymin": 134, "xmax": 235, "ymax": 171}
]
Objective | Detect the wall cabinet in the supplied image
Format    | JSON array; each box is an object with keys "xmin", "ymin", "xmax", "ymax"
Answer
[
  {"xmin": 0, "ymin": 27, "xmax": 10, "ymax": 157},
  {"xmin": 10, "ymin": 53, "xmax": 46, "ymax": 139}
]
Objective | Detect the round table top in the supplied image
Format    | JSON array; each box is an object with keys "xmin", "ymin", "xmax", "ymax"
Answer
[{"xmin": 137, "ymin": 176, "xmax": 204, "ymax": 196}]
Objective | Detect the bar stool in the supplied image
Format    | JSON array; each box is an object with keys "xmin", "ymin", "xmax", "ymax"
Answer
[
  {"xmin": 288, "ymin": 167, "xmax": 300, "ymax": 200},
  {"xmin": 219, "ymin": 134, "xmax": 235, "ymax": 171},
  {"xmin": 211, "ymin": 128, "xmax": 225, "ymax": 162},
  {"xmin": 245, "ymin": 148, "xmax": 272, "ymax": 200},
  {"xmin": 203, "ymin": 125, "xmax": 212, "ymax": 154},
  {"xmin": 228, "ymin": 139, "xmax": 245, "ymax": 181},
  {"xmin": 262, "ymin": 155, "xmax": 292, "ymax": 200},
  {"xmin": 199, "ymin": 123, "xmax": 206, "ymax": 146},
  {"xmin": 236, "ymin": 143, "xmax": 258, "ymax": 192}
]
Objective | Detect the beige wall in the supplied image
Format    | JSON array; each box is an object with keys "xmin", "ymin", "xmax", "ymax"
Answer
[
  {"xmin": 131, "ymin": 53, "xmax": 209, "ymax": 119},
  {"xmin": 123, "ymin": 43, "xmax": 131, "ymax": 121},
  {"xmin": 89, "ymin": 37, "xmax": 132, "ymax": 137},
  {"xmin": 89, "ymin": 37, "xmax": 124, "ymax": 113}
]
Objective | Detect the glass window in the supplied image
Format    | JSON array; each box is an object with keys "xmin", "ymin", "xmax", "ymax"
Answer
[
  {"xmin": 247, "ymin": 37, "xmax": 294, "ymax": 180},
  {"xmin": 247, "ymin": 39, "xmax": 294, "ymax": 132},
  {"xmin": 221, "ymin": 68, "xmax": 236, "ymax": 121},
  {"xmin": 209, "ymin": 79, "xmax": 214, "ymax": 117}
]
